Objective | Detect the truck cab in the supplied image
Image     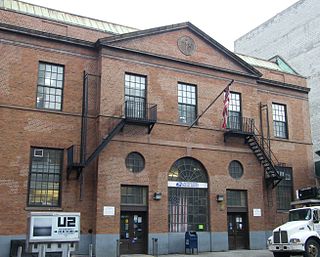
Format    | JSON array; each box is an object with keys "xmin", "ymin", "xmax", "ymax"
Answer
[{"xmin": 268, "ymin": 206, "xmax": 320, "ymax": 257}]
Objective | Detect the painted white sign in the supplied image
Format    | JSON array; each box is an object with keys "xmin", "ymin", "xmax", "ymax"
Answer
[
  {"xmin": 253, "ymin": 208, "xmax": 262, "ymax": 217},
  {"xmin": 28, "ymin": 212, "xmax": 80, "ymax": 243},
  {"xmin": 103, "ymin": 206, "xmax": 115, "ymax": 216},
  {"xmin": 168, "ymin": 181, "xmax": 208, "ymax": 188}
]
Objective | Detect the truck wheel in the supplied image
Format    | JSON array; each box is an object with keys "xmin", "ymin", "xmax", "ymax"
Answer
[
  {"xmin": 273, "ymin": 253, "xmax": 290, "ymax": 257},
  {"xmin": 304, "ymin": 239, "xmax": 320, "ymax": 257}
]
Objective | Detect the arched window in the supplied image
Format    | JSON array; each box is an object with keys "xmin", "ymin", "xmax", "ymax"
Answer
[{"xmin": 168, "ymin": 157, "xmax": 209, "ymax": 232}]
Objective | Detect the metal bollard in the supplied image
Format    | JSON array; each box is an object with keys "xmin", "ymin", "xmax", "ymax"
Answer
[
  {"xmin": 17, "ymin": 246, "xmax": 22, "ymax": 257},
  {"xmin": 152, "ymin": 238, "xmax": 158, "ymax": 257},
  {"xmin": 116, "ymin": 239, "xmax": 121, "ymax": 257},
  {"xmin": 89, "ymin": 244, "xmax": 93, "ymax": 257}
]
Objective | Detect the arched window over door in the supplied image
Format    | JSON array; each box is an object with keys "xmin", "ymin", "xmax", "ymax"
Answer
[{"xmin": 168, "ymin": 157, "xmax": 209, "ymax": 232}]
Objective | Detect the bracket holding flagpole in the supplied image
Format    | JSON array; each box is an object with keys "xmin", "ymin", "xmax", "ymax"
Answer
[{"xmin": 188, "ymin": 79, "xmax": 234, "ymax": 130}]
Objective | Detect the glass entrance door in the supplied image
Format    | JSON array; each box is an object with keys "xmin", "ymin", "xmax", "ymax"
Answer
[
  {"xmin": 227, "ymin": 212, "xmax": 249, "ymax": 250},
  {"xmin": 120, "ymin": 211, "xmax": 147, "ymax": 254}
]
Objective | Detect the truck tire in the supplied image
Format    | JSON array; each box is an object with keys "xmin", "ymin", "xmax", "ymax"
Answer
[
  {"xmin": 304, "ymin": 238, "xmax": 320, "ymax": 257},
  {"xmin": 273, "ymin": 253, "xmax": 290, "ymax": 257}
]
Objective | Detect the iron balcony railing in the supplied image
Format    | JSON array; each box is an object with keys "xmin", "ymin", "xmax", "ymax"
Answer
[
  {"xmin": 124, "ymin": 100, "xmax": 157, "ymax": 123},
  {"xmin": 227, "ymin": 116, "xmax": 254, "ymax": 133}
]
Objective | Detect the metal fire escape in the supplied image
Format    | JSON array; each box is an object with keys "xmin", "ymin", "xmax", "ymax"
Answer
[
  {"xmin": 224, "ymin": 116, "xmax": 283, "ymax": 188},
  {"xmin": 67, "ymin": 72, "xmax": 157, "ymax": 180}
]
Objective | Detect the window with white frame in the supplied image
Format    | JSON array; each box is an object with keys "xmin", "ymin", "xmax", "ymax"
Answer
[
  {"xmin": 124, "ymin": 73, "xmax": 146, "ymax": 119},
  {"xmin": 36, "ymin": 62, "xmax": 64, "ymax": 110},
  {"xmin": 272, "ymin": 103, "xmax": 288, "ymax": 139},
  {"xmin": 228, "ymin": 92, "xmax": 241, "ymax": 130},
  {"xmin": 178, "ymin": 83, "xmax": 197, "ymax": 124}
]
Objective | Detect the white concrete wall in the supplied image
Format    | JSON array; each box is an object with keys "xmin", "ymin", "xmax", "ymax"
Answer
[{"xmin": 235, "ymin": 0, "xmax": 320, "ymax": 162}]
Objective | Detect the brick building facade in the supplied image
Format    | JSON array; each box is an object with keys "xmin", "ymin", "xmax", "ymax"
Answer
[{"xmin": 0, "ymin": 1, "xmax": 315, "ymax": 256}]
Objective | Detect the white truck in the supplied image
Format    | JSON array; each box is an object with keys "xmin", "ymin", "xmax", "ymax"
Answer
[{"xmin": 268, "ymin": 206, "xmax": 320, "ymax": 257}]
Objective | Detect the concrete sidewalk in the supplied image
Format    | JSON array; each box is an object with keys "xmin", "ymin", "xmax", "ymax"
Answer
[
  {"xmin": 121, "ymin": 250, "xmax": 304, "ymax": 257},
  {"xmin": 121, "ymin": 250, "xmax": 274, "ymax": 257}
]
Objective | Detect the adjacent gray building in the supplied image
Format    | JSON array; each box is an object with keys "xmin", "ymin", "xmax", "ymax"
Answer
[{"xmin": 235, "ymin": 0, "xmax": 320, "ymax": 174}]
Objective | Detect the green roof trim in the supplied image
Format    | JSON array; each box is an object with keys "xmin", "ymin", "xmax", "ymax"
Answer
[
  {"xmin": 0, "ymin": 0, "xmax": 137, "ymax": 35},
  {"xmin": 269, "ymin": 55, "xmax": 299, "ymax": 75},
  {"xmin": 237, "ymin": 53, "xmax": 300, "ymax": 75}
]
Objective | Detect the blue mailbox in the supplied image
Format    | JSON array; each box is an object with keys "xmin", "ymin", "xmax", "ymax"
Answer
[{"xmin": 185, "ymin": 231, "xmax": 198, "ymax": 254}]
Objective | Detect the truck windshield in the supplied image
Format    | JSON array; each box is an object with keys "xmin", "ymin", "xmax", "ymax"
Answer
[{"xmin": 289, "ymin": 208, "xmax": 311, "ymax": 221}]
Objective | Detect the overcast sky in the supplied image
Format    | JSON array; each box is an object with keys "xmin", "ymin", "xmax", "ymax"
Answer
[{"xmin": 23, "ymin": 0, "xmax": 298, "ymax": 51}]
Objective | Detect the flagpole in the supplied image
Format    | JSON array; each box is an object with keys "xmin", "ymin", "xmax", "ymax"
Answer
[{"xmin": 188, "ymin": 79, "xmax": 234, "ymax": 130}]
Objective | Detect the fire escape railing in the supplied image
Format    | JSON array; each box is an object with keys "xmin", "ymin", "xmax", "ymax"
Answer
[
  {"xmin": 67, "ymin": 98, "xmax": 157, "ymax": 179},
  {"xmin": 224, "ymin": 116, "xmax": 283, "ymax": 187},
  {"xmin": 124, "ymin": 100, "xmax": 157, "ymax": 123}
]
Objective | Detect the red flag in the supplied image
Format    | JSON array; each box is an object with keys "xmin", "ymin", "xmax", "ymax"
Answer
[{"xmin": 222, "ymin": 85, "xmax": 230, "ymax": 129}]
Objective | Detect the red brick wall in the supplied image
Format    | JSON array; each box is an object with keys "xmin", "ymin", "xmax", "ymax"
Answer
[{"xmin": 0, "ymin": 29, "xmax": 99, "ymax": 235}]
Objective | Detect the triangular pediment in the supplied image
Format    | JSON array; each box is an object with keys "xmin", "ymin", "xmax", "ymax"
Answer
[{"xmin": 98, "ymin": 22, "xmax": 261, "ymax": 77}]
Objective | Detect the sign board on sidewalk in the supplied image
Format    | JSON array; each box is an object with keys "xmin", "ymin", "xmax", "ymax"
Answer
[{"xmin": 28, "ymin": 212, "xmax": 80, "ymax": 243}]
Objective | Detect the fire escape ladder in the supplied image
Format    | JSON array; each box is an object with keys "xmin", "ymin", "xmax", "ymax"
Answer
[
  {"xmin": 67, "ymin": 99, "xmax": 158, "ymax": 179},
  {"xmin": 84, "ymin": 119, "xmax": 126, "ymax": 167},
  {"xmin": 223, "ymin": 117, "xmax": 283, "ymax": 188},
  {"xmin": 245, "ymin": 132, "xmax": 282, "ymax": 188},
  {"xmin": 67, "ymin": 119, "xmax": 125, "ymax": 179}
]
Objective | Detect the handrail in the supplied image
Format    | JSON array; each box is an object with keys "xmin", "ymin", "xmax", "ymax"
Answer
[
  {"xmin": 227, "ymin": 116, "xmax": 283, "ymax": 173},
  {"xmin": 252, "ymin": 125, "xmax": 282, "ymax": 169}
]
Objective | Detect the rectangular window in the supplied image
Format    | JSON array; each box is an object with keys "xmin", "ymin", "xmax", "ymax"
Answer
[
  {"xmin": 36, "ymin": 62, "xmax": 64, "ymax": 110},
  {"xmin": 227, "ymin": 190, "xmax": 247, "ymax": 207},
  {"xmin": 28, "ymin": 148, "xmax": 63, "ymax": 207},
  {"xmin": 272, "ymin": 103, "xmax": 288, "ymax": 139},
  {"xmin": 228, "ymin": 92, "xmax": 241, "ymax": 130},
  {"xmin": 124, "ymin": 73, "xmax": 146, "ymax": 119},
  {"xmin": 178, "ymin": 83, "xmax": 197, "ymax": 124},
  {"xmin": 121, "ymin": 185, "xmax": 147, "ymax": 206},
  {"xmin": 276, "ymin": 167, "xmax": 293, "ymax": 211}
]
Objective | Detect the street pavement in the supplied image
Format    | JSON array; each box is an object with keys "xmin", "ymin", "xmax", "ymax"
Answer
[{"xmin": 121, "ymin": 250, "xmax": 304, "ymax": 257}]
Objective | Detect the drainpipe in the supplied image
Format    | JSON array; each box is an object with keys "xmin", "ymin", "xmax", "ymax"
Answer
[{"xmin": 315, "ymin": 151, "xmax": 320, "ymax": 186}]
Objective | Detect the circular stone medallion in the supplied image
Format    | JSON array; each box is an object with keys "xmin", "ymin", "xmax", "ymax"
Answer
[{"xmin": 177, "ymin": 36, "xmax": 196, "ymax": 56}]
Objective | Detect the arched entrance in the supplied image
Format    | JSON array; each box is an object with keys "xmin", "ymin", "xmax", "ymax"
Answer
[{"xmin": 168, "ymin": 157, "xmax": 209, "ymax": 232}]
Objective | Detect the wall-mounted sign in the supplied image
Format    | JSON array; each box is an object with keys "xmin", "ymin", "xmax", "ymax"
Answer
[
  {"xmin": 28, "ymin": 212, "xmax": 80, "ymax": 243},
  {"xmin": 168, "ymin": 181, "xmax": 208, "ymax": 188},
  {"xmin": 253, "ymin": 208, "xmax": 262, "ymax": 217},
  {"xmin": 103, "ymin": 206, "xmax": 115, "ymax": 216}
]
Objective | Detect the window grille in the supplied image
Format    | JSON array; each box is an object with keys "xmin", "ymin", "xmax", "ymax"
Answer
[
  {"xmin": 125, "ymin": 152, "xmax": 145, "ymax": 173},
  {"xmin": 276, "ymin": 167, "xmax": 293, "ymax": 210},
  {"xmin": 229, "ymin": 160, "xmax": 244, "ymax": 179},
  {"xmin": 168, "ymin": 158, "xmax": 208, "ymax": 232},
  {"xmin": 28, "ymin": 147, "xmax": 63, "ymax": 207}
]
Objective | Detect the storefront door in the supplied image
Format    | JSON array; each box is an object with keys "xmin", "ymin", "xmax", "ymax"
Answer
[
  {"xmin": 120, "ymin": 211, "xmax": 147, "ymax": 254},
  {"xmin": 227, "ymin": 213, "xmax": 249, "ymax": 250}
]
